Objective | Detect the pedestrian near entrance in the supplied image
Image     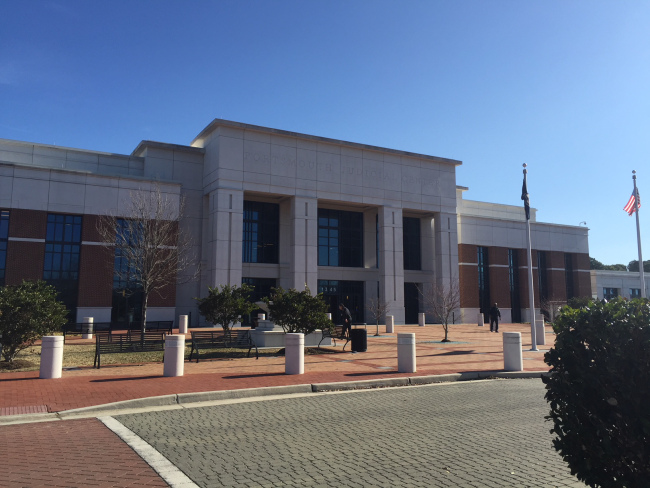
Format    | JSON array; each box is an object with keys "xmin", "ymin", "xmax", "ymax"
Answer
[
  {"xmin": 489, "ymin": 303, "xmax": 501, "ymax": 332},
  {"xmin": 339, "ymin": 303, "xmax": 352, "ymax": 339}
]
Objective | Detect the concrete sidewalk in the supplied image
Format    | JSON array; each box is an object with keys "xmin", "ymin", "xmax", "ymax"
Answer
[{"xmin": 0, "ymin": 322, "xmax": 552, "ymax": 420}]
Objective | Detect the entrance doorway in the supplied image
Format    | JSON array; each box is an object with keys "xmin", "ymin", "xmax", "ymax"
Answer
[
  {"xmin": 404, "ymin": 283, "xmax": 420, "ymax": 324},
  {"xmin": 318, "ymin": 280, "xmax": 365, "ymax": 323}
]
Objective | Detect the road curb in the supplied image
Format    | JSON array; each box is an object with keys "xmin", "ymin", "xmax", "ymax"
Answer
[{"xmin": 0, "ymin": 372, "xmax": 550, "ymax": 424}]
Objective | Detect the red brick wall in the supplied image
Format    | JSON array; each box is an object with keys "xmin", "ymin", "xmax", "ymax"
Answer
[
  {"xmin": 77, "ymin": 244, "xmax": 113, "ymax": 307},
  {"xmin": 8, "ymin": 209, "xmax": 47, "ymax": 238},
  {"xmin": 5, "ymin": 241, "xmax": 45, "ymax": 284},
  {"xmin": 488, "ymin": 247, "xmax": 510, "ymax": 308},
  {"xmin": 573, "ymin": 252, "xmax": 592, "ymax": 298},
  {"xmin": 458, "ymin": 244, "xmax": 478, "ymax": 308}
]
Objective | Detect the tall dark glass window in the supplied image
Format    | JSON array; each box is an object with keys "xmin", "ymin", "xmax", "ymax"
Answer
[
  {"xmin": 508, "ymin": 249, "xmax": 521, "ymax": 322},
  {"xmin": 537, "ymin": 251, "xmax": 548, "ymax": 301},
  {"xmin": 44, "ymin": 214, "xmax": 82, "ymax": 317},
  {"xmin": 403, "ymin": 217, "xmax": 421, "ymax": 270},
  {"xmin": 243, "ymin": 201, "xmax": 279, "ymax": 264},
  {"xmin": 112, "ymin": 219, "xmax": 143, "ymax": 325},
  {"xmin": 318, "ymin": 209, "xmax": 363, "ymax": 267},
  {"xmin": 564, "ymin": 253, "xmax": 574, "ymax": 300},
  {"xmin": 242, "ymin": 277, "xmax": 277, "ymax": 326},
  {"xmin": 0, "ymin": 210, "xmax": 8, "ymax": 286},
  {"xmin": 477, "ymin": 246, "xmax": 490, "ymax": 315}
]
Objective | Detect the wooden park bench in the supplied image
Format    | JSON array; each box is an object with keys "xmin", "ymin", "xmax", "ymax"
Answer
[
  {"xmin": 93, "ymin": 330, "xmax": 166, "ymax": 369},
  {"xmin": 189, "ymin": 329, "xmax": 257, "ymax": 362}
]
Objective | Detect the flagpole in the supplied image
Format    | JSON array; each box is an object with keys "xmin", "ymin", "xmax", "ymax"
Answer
[
  {"xmin": 523, "ymin": 164, "xmax": 538, "ymax": 351},
  {"xmin": 632, "ymin": 170, "xmax": 646, "ymax": 298}
]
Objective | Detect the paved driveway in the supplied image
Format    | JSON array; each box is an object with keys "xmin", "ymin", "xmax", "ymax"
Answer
[{"xmin": 114, "ymin": 379, "xmax": 584, "ymax": 487}]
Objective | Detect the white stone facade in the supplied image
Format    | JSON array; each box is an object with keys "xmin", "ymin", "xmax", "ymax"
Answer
[{"xmin": 0, "ymin": 119, "xmax": 591, "ymax": 325}]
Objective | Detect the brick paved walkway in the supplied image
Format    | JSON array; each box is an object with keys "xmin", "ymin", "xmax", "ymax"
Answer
[{"xmin": 0, "ymin": 323, "xmax": 552, "ymax": 414}]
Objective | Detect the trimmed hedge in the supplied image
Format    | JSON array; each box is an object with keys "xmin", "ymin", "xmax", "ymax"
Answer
[{"xmin": 543, "ymin": 298, "xmax": 650, "ymax": 487}]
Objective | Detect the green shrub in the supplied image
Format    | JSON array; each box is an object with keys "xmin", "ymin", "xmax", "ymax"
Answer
[
  {"xmin": 543, "ymin": 298, "xmax": 650, "ymax": 487},
  {"xmin": 263, "ymin": 286, "xmax": 332, "ymax": 335},
  {"xmin": 195, "ymin": 284, "xmax": 255, "ymax": 333},
  {"xmin": 0, "ymin": 280, "xmax": 69, "ymax": 363}
]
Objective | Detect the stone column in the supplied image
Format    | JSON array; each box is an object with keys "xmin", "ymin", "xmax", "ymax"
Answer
[
  {"xmin": 39, "ymin": 336, "xmax": 64, "ymax": 379},
  {"xmin": 285, "ymin": 196, "xmax": 318, "ymax": 293},
  {"xmin": 163, "ymin": 335, "xmax": 185, "ymax": 377},
  {"xmin": 378, "ymin": 206, "xmax": 405, "ymax": 323},
  {"xmin": 285, "ymin": 333, "xmax": 304, "ymax": 375},
  {"xmin": 478, "ymin": 313, "xmax": 484, "ymax": 327},
  {"xmin": 418, "ymin": 313, "xmax": 426, "ymax": 327},
  {"xmin": 82, "ymin": 316, "xmax": 93, "ymax": 340},
  {"xmin": 206, "ymin": 189, "xmax": 244, "ymax": 287},
  {"xmin": 397, "ymin": 333, "xmax": 416, "ymax": 373},
  {"xmin": 178, "ymin": 315, "xmax": 188, "ymax": 334},
  {"xmin": 433, "ymin": 212, "xmax": 460, "ymax": 289},
  {"xmin": 535, "ymin": 319, "xmax": 546, "ymax": 346},
  {"xmin": 503, "ymin": 332, "xmax": 523, "ymax": 371},
  {"xmin": 386, "ymin": 315, "xmax": 394, "ymax": 333}
]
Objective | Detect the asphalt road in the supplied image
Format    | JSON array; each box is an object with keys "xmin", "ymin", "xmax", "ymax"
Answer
[{"xmin": 113, "ymin": 379, "xmax": 585, "ymax": 487}]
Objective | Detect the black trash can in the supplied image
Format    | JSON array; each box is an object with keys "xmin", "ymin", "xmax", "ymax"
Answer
[{"xmin": 350, "ymin": 328, "xmax": 367, "ymax": 352}]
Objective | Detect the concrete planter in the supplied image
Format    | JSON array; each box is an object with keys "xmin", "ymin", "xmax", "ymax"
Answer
[{"xmin": 249, "ymin": 329, "xmax": 331, "ymax": 348}]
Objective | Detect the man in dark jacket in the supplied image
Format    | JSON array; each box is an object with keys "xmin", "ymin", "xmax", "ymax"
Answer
[
  {"xmin": 339, "ymin": 303, "xmax": 352, "ymax": 339},
  {"xmin": 489, "ymin": 303, "xmax": 501, "ymax": 332}
]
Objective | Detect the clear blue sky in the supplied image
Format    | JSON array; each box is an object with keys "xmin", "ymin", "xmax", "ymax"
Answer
[{"xmin": 1, "ymin": 0, "xmax": 649, "ymax": 267}]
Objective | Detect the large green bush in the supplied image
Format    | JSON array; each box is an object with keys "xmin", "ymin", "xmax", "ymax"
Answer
[
  {"xmin": 195, "ymin": 284, "xmax": 255, "ymax": 333},
  {"xmin": 543, "ymin": 298, "xmax": 650, "ymax": 487},
  {"xmin": 0, "ymin": 280, "xmax": 69, "ymax": 363},
  {"xmin": 263, "ymin": 286, "xmax": 332, "ymax": 335}
]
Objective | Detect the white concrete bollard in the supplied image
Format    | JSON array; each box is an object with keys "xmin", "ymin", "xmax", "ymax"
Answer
[
  {"xmin": 397, "ymin": 333, "xmax": 416, "ymax": 373},
  {"xmin": 258, "ymin": 313, "xmax": 266, "ymax": 321},
  {"xmin": 179, "ymin": 315, "xmax": 188, "ymax": 334},
  {"xmin": 418, "ymin": 313, "xmax": 426, "ymax": 327},
  {"xmin": 82, "ymin": 316, "xmax": 93, "ymax": 339},
  {"xmin": 285, "ymin": 333, "xmax": 304, "ymax": 375},
  {"xmin": 535, "ymin": 319, "xmax": 546, "ymax": 346},
  {"xmin": 39, "ymin": 336, "xmax": 64, "ymax": 379},
  {"xmin": 478, "ymin": 313, "xmax": 484, "ymax": 327},
  {"xmin": 503, "ymin": 332, "xmax": 523, "ymax": 372},
  {"xmin": 386, "ymin": 315, "xmax": 395, "ymax": 333},
  {"xmin": 163, "ymin": 335, "xmax": 185, "ymax": 377}
]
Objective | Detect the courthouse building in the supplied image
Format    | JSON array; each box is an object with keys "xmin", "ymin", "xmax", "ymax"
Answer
[{"xmin": 0, "ymin": 119, "xmax": 591, "ymax": 325}]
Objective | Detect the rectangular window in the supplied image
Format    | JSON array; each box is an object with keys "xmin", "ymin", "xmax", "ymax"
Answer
[
  {"xmin": 564, "ymin": 253, "xmax": 575, "ymax": 300},
  {"xmin": 0, "ymin": 210, "xmax": 8, "ymax": 286},
  {"xmin": 630, "ymin": 288, "xmax": 641, "ymax": 299},
  {"xmin": 477, "ymin": 246, "xmax": 490, "ymax": 315},
  {"xmin": 44, "ymin": 214, "xmax": 82, "ymax": 317},
  {"xmin": 537, "ymin": 251, "xmax": 548, "ymax": 301},
  {"xmin": 242, "ymin": 277, "xmax": 277, "ymax": 326},
  {"xmin": 318, "ymin": 209, "xmax": 363, "ymax": 267},
  {"xmin": 603, "ymin": 288, "xmax": 618, "ymax": 300},
  {"xmin": 112, "ymin": 218, "xmax": 144, "ymax": 325},
  {"xmin": 243, "ymin": 201, "xmax": 279, "ymax": 264},
  {"xmin": 508, "ymin": 249, "xmax": 521, "ymax": 323},
  {"xmin": 403, "ymin": 217, "xmax": 421, "ymax": 270}
]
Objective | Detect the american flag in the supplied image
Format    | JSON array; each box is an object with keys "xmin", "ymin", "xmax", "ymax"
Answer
[{"xmin": 624, "ymin": 189, "xmax": 641, "ymax": 215}]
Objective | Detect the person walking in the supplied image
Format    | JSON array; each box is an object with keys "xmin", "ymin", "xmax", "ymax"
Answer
[
  {"xmin": 339, "ymin": 303, "xmax": 352, "ymax": 339},
  {"xmin": 489, "ymin": 303, "xmax": 501, "ymax": 332}
]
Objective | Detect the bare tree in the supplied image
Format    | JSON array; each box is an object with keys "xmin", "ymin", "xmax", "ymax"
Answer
[
  {"xmin": 96, "ymin": 184, "xmax": 199, "ymax": 332},
  {"xmin": 418, "ymin": 279, "xmax": 461, "ymax": 342},
  {"xmin": 366, "ymin": 297, "xmax": 390, "ymax": 336}
]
